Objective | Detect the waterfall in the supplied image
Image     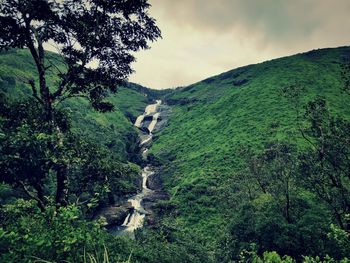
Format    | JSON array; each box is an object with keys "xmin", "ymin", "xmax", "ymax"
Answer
[
  {"xmin": 134, "ymin": 115, "xmax": 145, "ymax": 128},
  {"xmin": 121, "ymin": 213, "xmax": 131, "ymax": 226},
  {"xmin": 148, "ymin": 112, "xmax": 160, "ymax": 133},
  {"xmin": 115, "ymin": 100, "xmax": 162, "ymax": 236}
]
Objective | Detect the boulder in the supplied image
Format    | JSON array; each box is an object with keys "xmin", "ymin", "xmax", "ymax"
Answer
[
  {"xmin": 147, "ymin": 169, "xmax": 163, "ymax": 190},
  {"xmin": 95, "ymin": 202, "xmax": 133, "ymax": 227}
]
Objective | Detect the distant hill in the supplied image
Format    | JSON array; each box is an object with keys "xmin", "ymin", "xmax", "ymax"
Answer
[{"xmin": 150, "ymin": 46, "xmax": 350, "ymax": 251}]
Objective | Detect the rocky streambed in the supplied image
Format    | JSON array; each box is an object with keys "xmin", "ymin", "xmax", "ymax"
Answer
[{"xmin": 96, "ymin": 100, "xmax": 170, "ymax": 237}]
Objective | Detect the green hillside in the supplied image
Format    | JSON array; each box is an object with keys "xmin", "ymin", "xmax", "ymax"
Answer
[
  {"xmin": 1, "ymin": 46, "xmax": 350, "ymax": 262},
  {"xmin": 149, "ymin": 46, "xmax": 350, "ymax": 259},
  {"xmin": 0, "ymin": 49, "xmax": 151, "ymax": 161}
]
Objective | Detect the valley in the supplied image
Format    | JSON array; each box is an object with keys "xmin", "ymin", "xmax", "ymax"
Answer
[{"xmin": 1, "ymin": 46, "xmax": 350, "ymax": 262}]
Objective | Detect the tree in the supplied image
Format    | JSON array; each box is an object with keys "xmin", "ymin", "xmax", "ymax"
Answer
[
  {"xmin": 0, "ymin": 0, "xmax": 161, "ymax": 207},
  {"xmin": 222, "ymin": 142, "xmax": 343, "ymax": 260},
  {"xmin": 0, "ymin": 98, "xmax": 56, "ymax": 211},
  {"xmin": 0, "ymin": 0, "xmax": 160, "ymax": 112},
  {"xmin": 241, "ymin": 142, "xmax": 298, "ymax": 223},
  {"xmin": 341, "ymin": 51, "xmax": 350, "ymax": 93},
  {"xmin": 299, "ymin": 98, "xmax": 350, "ymax": 231}
]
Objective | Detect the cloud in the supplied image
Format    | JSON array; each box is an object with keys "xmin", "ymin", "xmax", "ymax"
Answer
[
  {"xmin": 129, "ymin": 0, "xmax": 350, "ymax": 89},
  {"xmin": 150, "ymin": 0, "xmax": 349, "ymax": 42}
]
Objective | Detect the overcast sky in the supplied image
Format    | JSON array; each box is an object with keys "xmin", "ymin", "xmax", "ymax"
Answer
[{"xmin": 128, "ymin": 0, "xmax": 350, "ymax": 89}]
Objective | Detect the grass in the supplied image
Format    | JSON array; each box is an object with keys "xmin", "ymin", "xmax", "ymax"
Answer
[{"xmin": 150, "ymin": 46, "xmax": 350, "ymax": 247}]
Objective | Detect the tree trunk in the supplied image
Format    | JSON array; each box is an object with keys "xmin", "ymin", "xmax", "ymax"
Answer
[
  {"xmin": 55, "ymin": 165, "xmax": 69, "ymax": 208},
  {"xmin": 285, "ymin": 179, "xmax": 291, "ymax": 224},
  {"xmin": 25, "ymin": 22, "xmax": 69, "ymax": 210}
]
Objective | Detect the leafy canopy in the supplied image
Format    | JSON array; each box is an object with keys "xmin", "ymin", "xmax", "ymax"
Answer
[{"xmin": 0, "ymin": 0, "xmax": 161, "ymax": 110}]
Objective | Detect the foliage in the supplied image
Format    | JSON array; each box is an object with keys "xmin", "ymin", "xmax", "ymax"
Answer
[
  {"xmin": 2, "ymin": 40, "xmax": 350, "ymax": 261},
  {"xmin": 132, "ymin": 221, "xmax": 214, "ymax": 263},
  {"xmin": 0, "ymin": 49, "xmax": 152, "ymax": 162},
  {"xmin": 239, "ymin": 249, "xmax": 294, "ymax": 263},
  {"xmin": 239, "ymin": 250, "xmax": 349, "ymax": 263},
  {"xmin": 0, "ymin": 200, "xmax": 213, "ymax": 263},
  {"xmin": 299, "ymin": 97, "xmax": 350, "ymax": 231},
  {"xmin": 150, "ymin": 47, "xmax": 350, "ymax": 260},
  {"xmin": 0, "ymin": 97, "xmax": 69, "ymax": 210},
  {"xmin": 0, "ymin": 0, "xmax": 160, "ymax": 207},
  {"xmin": 0, "ymin": 96, "xmax": 143, "ymax": 214},
  {"xmin": 327, "ymin": 223, "xmax": 350, "ymax": 256},
  {"xmin": 0, "ymin": 200, "xmax": 134, "ymax": 262},
  {"xmin": 0, "ymin": 0, "xmax": 161, "ymax": 111}
]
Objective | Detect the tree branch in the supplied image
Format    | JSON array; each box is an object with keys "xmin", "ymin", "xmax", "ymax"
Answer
[
  {"xmin": 46, "ymin": 56, "xmax": 64, "ymax": 76},
  {"xmin": 13, "ymin": 73, "xmax": 44, "ymax": 104},
  {"xmin": 55, "ymin": 93, "xmax": 89, "ymax": 105},
  {"xmin": 28, "ymin": 79, "xmax": 44, "ymax": 104},
  {"xmin": 18, "ymin": 181, "xmax": 46, "ymax": 212}
]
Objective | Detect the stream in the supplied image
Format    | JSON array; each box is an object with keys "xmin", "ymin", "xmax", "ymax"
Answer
[{"xmin": 113, "ymin": 100, "xmax": 162, "ymax": 237}]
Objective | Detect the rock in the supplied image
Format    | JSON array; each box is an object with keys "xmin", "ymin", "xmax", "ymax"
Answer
[
  {"xmin": 95, "ymin": 202, "xmax": 133, "ymax": 227},
  {"xmin": 140, "ymin": 124, "xmax": 151, "ymax": 133},
  {"xmin": 143, "ymin": 115, "xmax": 154, "ymax": 122},
  {"xmin": 143, "ymin": 192, "xmax": 169, "ymax": 204},
  {"xmin": 143, "ymin": 191, "xmax": 169, "ymax": 227},
  {"xmin": 152, "ymin": 105, "xmax": 171, "ymax": 133},
  {"xmin": 143, "ymin": 169, "xmax": 169, "ymax": 227},
  {"xmin": 147, "ymin": 169, "xmax": 163, "ymax": 190}
]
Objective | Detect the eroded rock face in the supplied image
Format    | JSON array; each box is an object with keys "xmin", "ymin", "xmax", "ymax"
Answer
[
  {"xmin": 151, "ymin": 104, "xmax": 171, "ymax": 133},
  {"xmin": 143, "ymin": 191, "xmax": 169, "ymax": 227}
]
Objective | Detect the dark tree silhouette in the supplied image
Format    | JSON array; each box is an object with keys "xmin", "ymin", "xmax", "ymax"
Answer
[{"xmin": 0, "ymin": 0, "xmax": 161, "ymax": 207}]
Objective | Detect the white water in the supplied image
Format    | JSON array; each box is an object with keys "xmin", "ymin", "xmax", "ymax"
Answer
[
  {"xmin": 140, "ymin": 134, "xmax": 153, "ymax": 146},
  {"xmin": 134, "ymin": 115, "xmax": 144, "ymax": 128},
  {"xmin": 148, "ymin": 113, "xmax": 160, "ymax": 133},
  {"xmin": 142, "ymin": 148, "xmax": 149, "ymax": 159},
  {"xmin": 144, "ymin": 100, "xmax": 161, "ymax": 115},
  {"xmin": 117, "ymin": 100, "xmax": 161, "ymax": 235},
  {"xmin": 120, "ymin": 168, "xmax": 153, "ymax": 232},
  {"xmin": 135, "ymin": 100, "xmax": 161, "ymax": 130}
]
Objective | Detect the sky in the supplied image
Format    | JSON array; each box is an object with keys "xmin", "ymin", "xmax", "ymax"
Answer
[{"xmin": 128, "ymin": 0, "xmax": 350, "ymax": 89}]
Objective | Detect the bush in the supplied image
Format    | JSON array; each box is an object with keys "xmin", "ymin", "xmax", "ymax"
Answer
[{"xmin": 0, "ymin": 200, "xmax": 133, "ymax": 262}]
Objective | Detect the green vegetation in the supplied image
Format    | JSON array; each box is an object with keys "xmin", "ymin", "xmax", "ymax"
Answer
[
  {"xmin": 150, "ymin": 46, "xmax": 350, "ymax": 261},
  {"xmin": 1, "ymin": 0, "xmax": 161, "ymax": 208},
  {"xmin": 0, "ymin": 47, "xmax": 204, "ymax": 262},
  {"xmin": 1, "ymin": 45, "xmax": 350, "ymax": 262},
  {"xmin": 0, "ymin": 49, "xmax": 150, "ymax": 162},
  {"xmin": 1, "ymin": 2, "xmax": 349, "ymax": 262}
]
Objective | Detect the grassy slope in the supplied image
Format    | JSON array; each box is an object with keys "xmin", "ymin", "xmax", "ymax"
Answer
[
  {"xmin": 0, "ymin": 49, "xmax": 150, "ymax": 161},
  {"xmin": 150, "ymin": 46, "xmax": 350, "ymax": 245}
]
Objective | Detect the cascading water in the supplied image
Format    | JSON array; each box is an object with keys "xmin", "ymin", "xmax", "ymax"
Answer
[{"xmin": 115, "ymin": 100, "xmax": 161, "ymax": 237}]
